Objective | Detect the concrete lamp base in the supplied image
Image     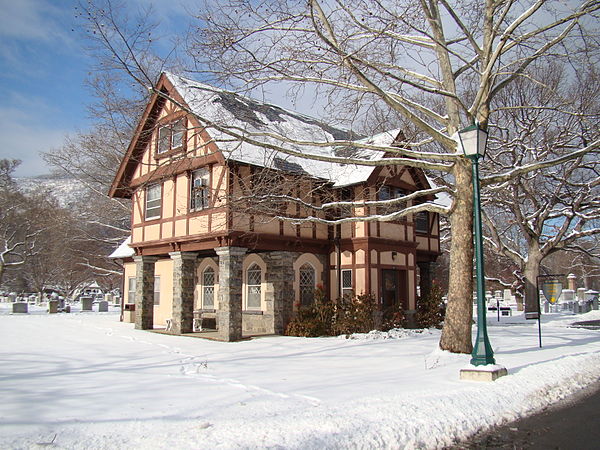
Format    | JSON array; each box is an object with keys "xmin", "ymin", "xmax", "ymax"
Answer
[{"xmin": 460, "ymin": 365, "xmax": 508, "ymax": 382}]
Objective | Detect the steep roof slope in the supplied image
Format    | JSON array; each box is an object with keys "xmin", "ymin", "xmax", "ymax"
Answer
[{"xmin": 168, "ymin": 73, "xmax": 400, "ymax": 187}]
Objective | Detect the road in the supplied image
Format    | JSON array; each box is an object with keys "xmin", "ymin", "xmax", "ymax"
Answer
[{"xmin": 451, "ymin": 380, "xmax": 600, "ymax": 449}]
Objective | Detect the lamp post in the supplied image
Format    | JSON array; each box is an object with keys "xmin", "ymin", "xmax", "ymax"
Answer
[{"xmin": 458, "ymin": 123, "xmax": 495, "ymax": 366}]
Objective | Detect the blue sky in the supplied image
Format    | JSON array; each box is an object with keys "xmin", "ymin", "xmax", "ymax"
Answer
[
  {"xmin": 0, "ymin": 0, "xmax": 198, "ymax": 178},
  {"xmin": 0, "ymin": 0, "xmax": 92, "ymax": 177}
]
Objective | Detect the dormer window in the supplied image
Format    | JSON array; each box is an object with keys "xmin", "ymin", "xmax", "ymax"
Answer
[
  {"xmin": 157, "ymin": 119, "xmax": 185, "ymax": 154},
  {"xmin": 190, "ymin": 168, "xmax": 210, "ymax": 211}
]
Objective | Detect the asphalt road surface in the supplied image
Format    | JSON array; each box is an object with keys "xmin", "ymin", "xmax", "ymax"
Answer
[{"xmin": 450, "ymin": 380, "xmax": 600, "ymax": 449}]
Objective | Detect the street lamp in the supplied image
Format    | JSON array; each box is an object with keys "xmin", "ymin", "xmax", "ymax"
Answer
[{"xmin": 458, "ymin": 123, "xmax": 495, "ymax": 366}]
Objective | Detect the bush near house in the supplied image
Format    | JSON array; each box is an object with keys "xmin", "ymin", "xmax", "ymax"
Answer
[
  {"xmin": 415, "ymin": 283, "xmax": 445, "ymax": 329},
  {"xmin": 285, "ymin": 289, "xmax": 405, "ymax": 337}
]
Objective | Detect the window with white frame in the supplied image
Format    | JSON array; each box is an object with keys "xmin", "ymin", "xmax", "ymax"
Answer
[
  {"xmin": 154, "ymin": 276, "xmax": 160, "ymax": 305},
  {"xmin": 202, "ymin": 267, "xmax": 215, "ymax": 309},
  {"xmin": 190, "ymin": 168, "xmax": 210, "ymax": 211},
  {"xmin": 299, "ymin": 263, "xmax": 316, "ymax": 306},
  {"xmin": 145, "ymin": 184, "xmax": 162, "ymax": 220},
  {"xmin": 127, "ymin": 277, "xmax": 136, "ymax": 304},
  {"xmin": 157, "ymin": 119, "xmax": 185, "ymax": 154},
  {"xmin": 341, "ymin": 269, "xmax": 353, "ymax": 297},
  {"xmin": 246, "ymin": 264, "xmax": 262, "ymax": 310}
]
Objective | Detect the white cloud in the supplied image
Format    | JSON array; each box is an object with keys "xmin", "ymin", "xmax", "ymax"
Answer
[
  {"xmin": 0, "ymin": 100, "xmax": 66, "ymax": 177},
  {"xmin": 0, "ymin": 0, "xmax": 70, "ymax": 42}
]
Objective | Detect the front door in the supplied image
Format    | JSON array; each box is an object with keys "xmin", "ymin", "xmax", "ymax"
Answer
[{"xmin": 382, "ymin": 269, "xmax": 399, "ymax": 309}]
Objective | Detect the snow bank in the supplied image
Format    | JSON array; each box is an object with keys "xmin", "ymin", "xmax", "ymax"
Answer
[{"xmin": 0, "ymin": 306, "xmax": 599, "ymax": 449}]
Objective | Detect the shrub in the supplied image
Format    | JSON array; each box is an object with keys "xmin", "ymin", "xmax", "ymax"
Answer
[
  {"xmin": 415, "ymin": 283, "xmax": 445, "ymax": 328},
  {"xmin": 285, "ymin": 291, "xmax": 405, "ymax": 337}
]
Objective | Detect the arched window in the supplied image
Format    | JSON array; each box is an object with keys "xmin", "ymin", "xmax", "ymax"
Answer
[
  {"xmin": 202, "ymin": 267, "xmax": 215, "ymax": 309},
  {"xmin": 246, "ymin": 263, "xmax": 262, "ymax": 310},
  {"xmin": 299, "ymin": 263, "xmax": 316, "ymax": 306}
]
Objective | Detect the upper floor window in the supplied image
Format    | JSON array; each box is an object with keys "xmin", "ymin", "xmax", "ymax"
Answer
[
  {"xmin": 378, "ymin": 185, "xmax": 406, "ymax": 215},
  {"xmin": 190, "ymin": 168, "xmax": 210, "ymax": 211},
  {"xmin": 145, "ymin": 184, "xmax": 162, "ymax": 220},
  {"xmin": 157, "ymin": 119, "xmax": 185, "ymax": 154},
  {"xmin": 415, "ymin": 211, "xmax": 429, "ymax": 233},
  {"xmin": 246, "ymin": 264, "xmax": 262, "ymax": 310}
]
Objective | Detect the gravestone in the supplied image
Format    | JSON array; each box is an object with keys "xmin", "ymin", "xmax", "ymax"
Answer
[
  {"xmin": 81, "ymin": 296, "xmax": 93, "ymax": 311},
  {"xmin": 48, "ymin": 300, "xmax": 58, "ymax": 314},
  {"xmin": 104, "ymin": 293, "xmax": 112, "ymax": 304},
  {"xmin": 12, "ymin": 302, "xmax": 28, "ymax": 313},
  {"xmin": 8, "ymin": 293, "xmax": 17, "ymax": 303},
  {"xmin": 562, "ymin": 289, "xmax": 575, "ymax": 302},
  {"xmin": 503, "ymin": 289, "xmax": 512, "ymax": 302},
  {"xmin": 577, "ymin": 288, "xmax": 586, "ymax": 301},
  {"xmin": 98, "ymin": 300, "xmax": 108, "ymax": 312}
]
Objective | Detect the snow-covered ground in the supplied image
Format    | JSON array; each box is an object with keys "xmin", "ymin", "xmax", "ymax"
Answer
[{"xmin": 1, "ymin": 304, "xmax": 599, "ymax": 449}]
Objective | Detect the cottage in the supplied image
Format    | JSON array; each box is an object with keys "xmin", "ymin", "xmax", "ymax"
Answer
[{"xmin": 109, "ymin": 72, "xmax": 441, "ymax": 341}]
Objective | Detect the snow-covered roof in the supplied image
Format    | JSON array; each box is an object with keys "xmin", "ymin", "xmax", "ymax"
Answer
[
  {"xmin": 168, "ymin": 73, "xmax": 397, "ymax": 187},
  {"xmin": 109, "ymin": 237, "xmax": 134, "ymax": 259}
]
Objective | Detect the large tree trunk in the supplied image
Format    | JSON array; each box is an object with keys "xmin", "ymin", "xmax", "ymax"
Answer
[
  {"xmin": 440, "ymin": 160, "xmax": 474, "ymax": 354},
  {"xmin": 523, "ymin": 249, "xmax": 543, "ymax": 316}
]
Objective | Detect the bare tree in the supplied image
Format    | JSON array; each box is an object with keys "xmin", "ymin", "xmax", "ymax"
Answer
[
  {"xmin": 483, "ymin": 63, "xmax": 600, "ymax": 312},
  {"xmin": 79, "ymin": 0, "xmax": 600, "ymax": 353}
]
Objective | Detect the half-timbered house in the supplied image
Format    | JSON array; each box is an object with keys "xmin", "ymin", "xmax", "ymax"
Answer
[{"xmin": 109, "ymin": 72, "xmax": 441, "ymax": 341}]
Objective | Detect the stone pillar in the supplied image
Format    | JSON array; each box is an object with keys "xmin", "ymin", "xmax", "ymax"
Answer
[
  {"xmin": 215, "ymin": 247, "xmax": 247, "ymax": 342},
  {"xmin": 567, "ymin": 273, "xmax": 577, "ymax": 291},
  {"xmin": 169, "ymin": 251, "xmax": 198, "ymax": 334},
  {"xmin": 133, "ymin": 255, "xmax": 158, "ymax": 330},
  {"xmin": 264, "ymin": 251, "xmax": 297, "ymax": 334}
]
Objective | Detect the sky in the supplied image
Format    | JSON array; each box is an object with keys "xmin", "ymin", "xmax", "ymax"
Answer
[
  {"xmin": 0, "ymin": 0, "xmax": 198, "ymax": 178},
  {"xmin": 0, "ymin": 0, "xmax": 90, "ymax": 177}
]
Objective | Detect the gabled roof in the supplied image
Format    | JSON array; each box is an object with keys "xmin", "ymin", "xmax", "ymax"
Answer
[{"xmin": 110, "ymin": 72, "xmax": 420, "ymax": 196}]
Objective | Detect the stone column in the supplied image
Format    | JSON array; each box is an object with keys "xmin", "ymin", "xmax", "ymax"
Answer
[
  {"xmin": 169, "ymin": 251, "xmax": 199, "ymax": 334},
  {"xmin": 264, "ymin": 251, "xmax": 297, "ymax": 334},
  {"xmin": 133, "ymin": 255, "xmax": 158, "ymax": 330},
  {"xmin": 215, "ymin": 246, "xmax": 247, "ymax": 342}
]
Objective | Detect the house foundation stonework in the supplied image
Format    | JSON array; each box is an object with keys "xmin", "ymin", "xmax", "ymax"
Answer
[
  {"xmin": 133, "ymin": 255, "xmax": 158, "ymax": 330},
  {"xmin": 170, "ymin": 252, "xmax": 198, "ymax": 334},
  {"xmin": 216, "ymin": 246, "xmax": 247, "ymax": 342},
  {"xmin": 263, "ymin": 251, "xmax": 299, "ymax": 335},
  {"xmin": 110, "ymin": 72, "xmax": 441, "ymax": 341}
]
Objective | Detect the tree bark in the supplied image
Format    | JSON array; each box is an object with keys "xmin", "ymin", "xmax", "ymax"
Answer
[
  {"xmin": 523, "ymin": 250, "xmax": 543, "ymax": 316},
  {"xmin": 439, "ymin": 159, "xmax": 474, "ymax": 354}
]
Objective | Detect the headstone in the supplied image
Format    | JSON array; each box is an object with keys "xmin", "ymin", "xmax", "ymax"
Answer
[
  {"xmin": 104, "ymin": 293, "xmax": 112, "ymax": 304},
  {"xmin": 494, "ymin": 290, "xmax": 503, "ymax": 300},
  {"xmin": 8, "ymin": 293, "xmax": 17, "ymax": 303},
  {"xmin": 64, "ymin": 305, "xmax": 71, "ymax": 313},
  {"xmin": 98, "ymin": 300, "xmax": 108, "ymax": 312},
  {"xmin": 81, "ymin": 296, "xmax": 93, "ymax": 311},
  {"xmin": 503, "ymin": 289, "xmax": 512, "ymax": 301},
  {"xmin": 12, "ymin": 302, "xmax": 28, "ymax": 313},
  {"xmin": 562, "ymin": 289, "xmax": 575, "ymax": 302},
  {"xmin": 577, "ymin": 288, "xmax": 586, "ymax": 301},
  {"xmin": 48, "ymin": 300, "xmax": 59, "ymax": 314}
]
